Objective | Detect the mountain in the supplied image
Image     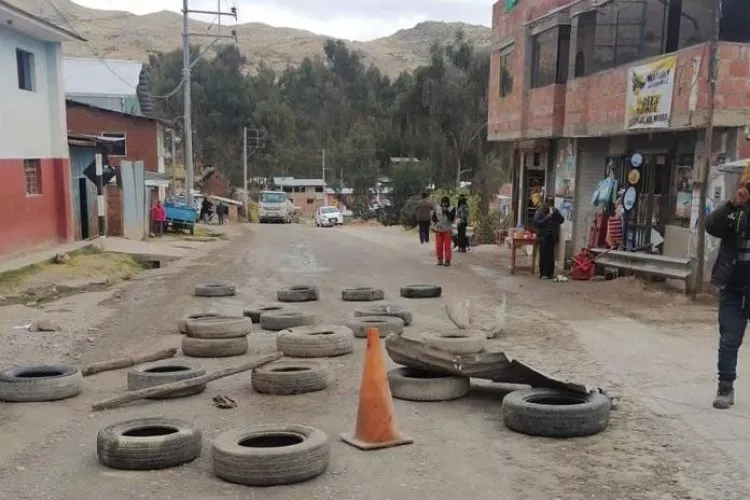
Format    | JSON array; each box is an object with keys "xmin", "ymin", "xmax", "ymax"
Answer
[{"xmin": 8, "ymin": 0, "xmax": 492, "ymax": 76}]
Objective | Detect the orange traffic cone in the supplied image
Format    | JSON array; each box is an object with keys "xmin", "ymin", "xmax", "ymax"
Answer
[{"xmin": 340, "ymin": 327, "xmax": 414, "ymax": 450}]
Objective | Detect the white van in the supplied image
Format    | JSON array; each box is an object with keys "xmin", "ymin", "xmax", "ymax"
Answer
[{"xmin": 259, "ymin": 191, "xmax": 293, "ymax": 223}]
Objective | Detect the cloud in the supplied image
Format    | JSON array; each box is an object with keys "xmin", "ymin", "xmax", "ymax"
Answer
[{"xmin": 72, "ymin": 0, "xmax": 491, "ymax": 40}]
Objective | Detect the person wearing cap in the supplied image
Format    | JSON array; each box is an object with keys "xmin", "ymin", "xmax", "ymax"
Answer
[{"xmin": 706, "ymin": 182, "xmax": 750, "ymax": 409}]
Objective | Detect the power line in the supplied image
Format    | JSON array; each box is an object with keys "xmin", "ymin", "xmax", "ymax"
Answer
[{"xmin": 45, "ymin": 0, "xmax": 184, "ymax": 100}]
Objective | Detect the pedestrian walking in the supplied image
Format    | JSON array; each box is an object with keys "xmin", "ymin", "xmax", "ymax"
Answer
[
  {"xmin": 151, "ymin": 200, "xmax": 166, "ymax": 237},
  {"xmin": 706, "ymin": 183, "xmax": 750, "ymax": 409},
  {"xmin": 200, "ymin": 198, "xmax": 212, "ymax": 224},
  {"xmin": 532, "ymin": 196, "xmax": 564, "ymax": 280},
  {"xmin": 415, "ymin": 192, "xmax": 434, "ymax": 244},
  {"xmin": 456, "ymin": 194, "xmax": 470, "ymax": 252},
  {"xmin": 217, "ymin": 201, "xmax": 227, "ymax": 225},
  {"xmin": 432, "ymin": 196, "xmax": 455, "ymax": 266}
]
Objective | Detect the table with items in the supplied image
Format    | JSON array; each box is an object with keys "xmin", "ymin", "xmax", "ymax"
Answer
[{"xmin": 505, "ymin": 229, "xmax": 538, "ymax": 275}]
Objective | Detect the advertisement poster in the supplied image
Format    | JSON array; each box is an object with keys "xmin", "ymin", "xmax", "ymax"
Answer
[
  {"xmin": 554, "ymin": 139, "xmax": 576, "ymax": 198},
  {"xmin": 625, "ymin": 55, "xmax": 677, "ymax": 130}
]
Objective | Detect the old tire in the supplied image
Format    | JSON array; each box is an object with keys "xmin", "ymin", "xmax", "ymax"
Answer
[
  {"xmin": 185, "ymin": 316, "xmax": 252, "ymax": 339},
  {"xmin": 251, "ymin": 360, "xmax": 328, "ymax": 395},
  {"xmin": 0, "ymin": 365, "xmax": 83, "ymax": 402},
  {"xmin": 424, "ymin": 330, "xmax": 486, "ymax": 355},
  {"xmin": 277, "ymin": 325, "xmax": 354, "ymax": 358},
  {"xmin": 243, "ymin": 305, "xmax": 285, "ymax": 324},
  {"xmin": 97, "ymin": 417, "xmax": 202, "ymax": 470},
  {"xmin": 502, "ymin": 388, "xmax": 611, "ymax": 438},
  {"xmin": 212, "ymin": 424, "xmax": 329, "ymax": 486},
  {"xmin": 181, "ymin": 336, "xmax": 248, "ymax": 358},
  {"xmin": 388, "ymin": 367, "xmax": 470, "ymax": 402},
  {"xmin": 277, "ymin": 285, "xmax": 320, "ymax": 303},
  {"xmin": 260, "ymin": 311, "xmax": 317, "ymax": 331},
  {"xmin": 353, "ymin": 304, "xmax": 413, "ymax": 326},
  {"xmin": 400, "ymin": 284, "xmax": 442, "ymax": 299},
  {"xmin": 127, "ymin": 360, "xmax": 207, "ymax": 399},
  {"xmin": 346, "ymin": 316, "xmax": 404, "ymax": 338},
  {"xmin": 194, "ymin": 281, "xmax": 236, "ymax": 297},
  {"xmin": 341, "ymin": 287, "xmax": 385, "ymax": 302},
  {"xmin": 178, "ymin": 312, "xmax": 221, "ymax": 334}
]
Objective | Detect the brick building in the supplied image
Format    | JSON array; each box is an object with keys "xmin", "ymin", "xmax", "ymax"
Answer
[
  {"xmin": 66, "ymin": 101, "xmax": 172, "ymax": 238},
  {"xmin": 0, "ymin": 1, "xmax": 81, "ymax": 256},
  {"xmin": 273, "ymin": 177, "xmax": 326, "ymax": 216},
  {"xmin": 489, "ymin": 0, "xmax": 750, "ymax": 268}
]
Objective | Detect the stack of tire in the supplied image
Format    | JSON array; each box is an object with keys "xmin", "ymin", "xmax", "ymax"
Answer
[{"xmin": 180, "ymin": 315, "xmax": 252, "ymax": 358}]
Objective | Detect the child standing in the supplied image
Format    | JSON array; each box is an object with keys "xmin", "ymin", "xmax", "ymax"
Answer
[{"xmin": 432, "ymin": 196, "xmax": 456, "ymax": 266}]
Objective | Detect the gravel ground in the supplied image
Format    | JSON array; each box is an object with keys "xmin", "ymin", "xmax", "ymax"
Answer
[{"xmin": 0, "ymin": 223, "xmax": 746, "ymax": 500}]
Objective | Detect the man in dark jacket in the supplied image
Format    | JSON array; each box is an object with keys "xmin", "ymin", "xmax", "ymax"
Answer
[
  {"xmin": 706, "ymin": 183, "xmax": 750, "ymax": 409},
  {"xmin": 532, "ymin": 196, "xmax": 564, "ymax": 280},
  {"xmin": 415, "ymin": 192, "xmax": 434, "ymax": 244}
]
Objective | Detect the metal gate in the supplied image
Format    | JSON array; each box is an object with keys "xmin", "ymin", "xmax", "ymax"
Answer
[
  {"xmin": 120, "ymin": 160, "xmax": 146, "ymax": 240},
  {"xmin": 573, "ymin": 139, "xmax": 609, "ymax": 252}
]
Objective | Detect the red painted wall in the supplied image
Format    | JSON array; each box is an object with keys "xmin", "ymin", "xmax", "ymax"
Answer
[
  {"xmin": 0, "ymin": 158, "xmax": 73, "ymax": 256},
  {"xmin": 66, "ymin": 105, "xmax": 159, "ymax": 172}
]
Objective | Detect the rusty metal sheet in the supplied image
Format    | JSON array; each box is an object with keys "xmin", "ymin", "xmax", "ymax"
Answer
[{"xmin": 385, "ymin": 334, "xmax": 588, "ymax": 394}]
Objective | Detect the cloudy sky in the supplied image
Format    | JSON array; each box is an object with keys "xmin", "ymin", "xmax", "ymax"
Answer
[{"xmin": 74, "ymin": 0, "xmax": 492, "ymax": 41}]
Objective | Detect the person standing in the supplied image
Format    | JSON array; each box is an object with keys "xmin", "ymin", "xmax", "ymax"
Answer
[
  {"xmin": 532, "ymin": 196, "xmax": 564, "ymax": 279},
  {"xmin": 151, "ymin": 200, "xmax": 166, "ymax": 237},
  {"xmin": 432, "ymin": 196, "xmax": 456, "ymax": 266},
  {"xmin": 415, "ymin": 192, "xmax": 434, "ymax": 244},
  {"xmin": 706, "ymin": 183, "xmax": 750, "ymax": 409},
  {"xmin": 456, "ymin": 194, "xmax": 470, "ymax": 252},
  {"xmin": 217, "ymin": 201, "xmax": 227, "ymax": 225}
]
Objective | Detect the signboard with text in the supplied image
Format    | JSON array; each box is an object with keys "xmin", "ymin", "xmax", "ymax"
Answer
[{"xmin": 625, "ymin": 55, "xmax": 677, "ymax": 130}]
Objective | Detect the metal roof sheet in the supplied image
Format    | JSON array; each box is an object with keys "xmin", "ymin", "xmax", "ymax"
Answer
[{"xmin": 63, "ymin": 57, "xmax": 142, "ymax": 96}]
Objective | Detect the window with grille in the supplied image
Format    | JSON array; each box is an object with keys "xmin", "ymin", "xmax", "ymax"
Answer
[
  {"xmin": 24, "ymin": 159, "xmax": 42, "ymax": 196},
  {"xmin": 101, "ymin": 132, "xmax": 127, "ymax": 156}
]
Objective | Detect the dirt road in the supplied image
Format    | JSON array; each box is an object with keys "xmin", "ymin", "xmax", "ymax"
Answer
[{"xmin": 0, "ymin": 223, "xmax": 747, "ymax": 500}]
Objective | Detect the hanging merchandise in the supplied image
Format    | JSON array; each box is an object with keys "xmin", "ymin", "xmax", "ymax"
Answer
[
  {"xmin": 630, "ymin": 152, "xmax": 644, "ymax": 169},
  {"xmin": 591, "ymin": 176, "xmax": 618, "ymax": 207},
  {"xmin": 622, "ymin": 186, "xmax": 638, "ymax": 212}
]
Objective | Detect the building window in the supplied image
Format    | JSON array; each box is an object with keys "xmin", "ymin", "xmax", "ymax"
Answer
[
  {"xmin": 315, "ymin": 186, "xmax": 324, "ymax": 193},
  {"xmin": 576, "ymin": 1, "xmax": 668, "ymax": 77},
  {"xmin": 499, "ymin": 47, "xmax": 514, "ymax": 97},
  {"xmin": 530, "ymin": 27, "xmax": 569, "ymax": 89},
  {"xmin": 24, "ymin": 159, "xmax": 42, "ymax": 196},
  {"xmin": 102, "ymin": 132, "xmax": 126, "ymax": 156},
  {"xmin": 16, "ymin": 49, "xmax": 35, "ymax": 91}
]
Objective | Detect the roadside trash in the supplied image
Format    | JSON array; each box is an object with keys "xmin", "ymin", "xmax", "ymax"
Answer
[{"xmin": 213, "ymin": 394, "xmax": 237, "ymax": 409}]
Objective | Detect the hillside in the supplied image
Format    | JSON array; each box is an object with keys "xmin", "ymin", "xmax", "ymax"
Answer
[{"xmin": 8, "ymin": 0, "xmax": 492, "ymax": 75}]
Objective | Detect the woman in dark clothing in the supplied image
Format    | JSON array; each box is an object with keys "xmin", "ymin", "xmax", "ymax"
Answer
[
  {"xmin": 532, "ymin": 196, "xmax": 565, "ymax": 279},
  {"xmin": 456, "ymin": 194, "xmax": 470, "ymax": 252}
]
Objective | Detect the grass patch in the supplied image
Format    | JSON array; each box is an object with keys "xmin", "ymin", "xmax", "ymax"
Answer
[
  {"xmin": 0, "ymin": 245, "xmax": 147, "ymax": 302},
  {"xmin": 191, "ymin": 225, "xmax": 229, "ymax": 240}
]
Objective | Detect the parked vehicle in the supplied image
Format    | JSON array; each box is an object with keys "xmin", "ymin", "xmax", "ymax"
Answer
[
  {"xmin": 316, "ymin": 206, "xmax": 343, "ymax": 227},
  {"xmin": 164, "ymin": 196, "xmax": 198, "ymax": 234},
  {"xmin": 259, "ymin": 191, "xmax": 293, "ymax": 224}
]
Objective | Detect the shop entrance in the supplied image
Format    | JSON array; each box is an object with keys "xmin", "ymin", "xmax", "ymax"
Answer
[{"xmin": 607, "ymin": 151, "xmax": 671, "ymax": 251}]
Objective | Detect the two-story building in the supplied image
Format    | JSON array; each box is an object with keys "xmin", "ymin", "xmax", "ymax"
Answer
[
  {"xmin": 273, "ymin": 177, "xmax": 327, "ymax": 216},
  {"xmin": 0, "ymin": 0, "xmax": 82, "ymax": 256},
  {"xmin": 489, "ymin": 0, "xmax": 750, "ymax": 265}
]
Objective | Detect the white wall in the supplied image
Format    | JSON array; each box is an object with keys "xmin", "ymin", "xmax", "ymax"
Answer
[{"xmin": 0, "ymin": 28, "xmax": 68, "ymax": 159}]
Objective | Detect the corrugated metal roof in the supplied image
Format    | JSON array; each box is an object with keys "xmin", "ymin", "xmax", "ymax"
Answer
[
  {"xmin": 273, "ymin": 177, "xmax": 325, "ymax": 187},
  {"xmin": 63, "ymin": 57, "xmax": 142, "ymax": 96}
]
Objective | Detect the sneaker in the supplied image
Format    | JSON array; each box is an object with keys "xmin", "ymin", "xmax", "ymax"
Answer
[{"xmin": 713, "ymin": 381, "xmax": 735, "ymax": 409}]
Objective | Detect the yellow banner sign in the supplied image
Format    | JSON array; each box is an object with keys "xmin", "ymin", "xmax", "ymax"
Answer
[{"xmin": 625, "ymin": 55, "xmax": 677, "ymax": 130}]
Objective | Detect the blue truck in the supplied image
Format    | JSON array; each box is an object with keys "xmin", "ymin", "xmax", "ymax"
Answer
[{"xmin": 164, "ymin": 195, "xmax": 198, "ymax": 235}]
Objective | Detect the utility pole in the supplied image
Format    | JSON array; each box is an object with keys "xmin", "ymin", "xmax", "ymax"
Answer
[
  {"xmin": 243, "ymin": 126, "xmax": 248, "ymax": 211},
  {"xmin": 181, "ymin": 0, "xmax": 237, "ymax": 208},
  {"xmin": 321, "ymin": 148, "xmax": 326, "ymax": 185},
  {"xmin": 694, "ymin": 0, "xmax": 722, "ymax": 298},
  {"xmin": 171, "ymin": 128, "xmax": 177, "ymax": 193}
]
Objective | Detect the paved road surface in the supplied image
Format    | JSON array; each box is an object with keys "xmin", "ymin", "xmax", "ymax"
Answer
[{"xmin": 0, "ymin": 223, "xmax": 748, "ymax": 500}]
